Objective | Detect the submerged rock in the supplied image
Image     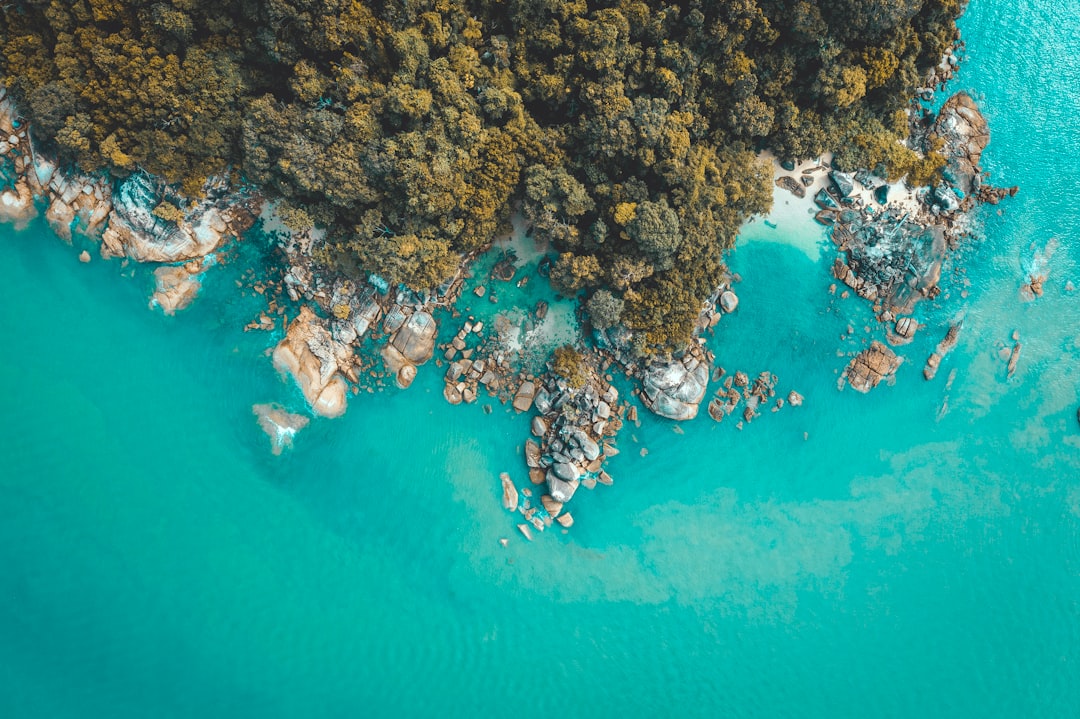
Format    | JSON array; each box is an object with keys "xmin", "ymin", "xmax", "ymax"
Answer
[
  {"xmin": 500, "ymin": 472, "xmax": 518, "ymax": 512},
  {"xmin": 924, "ymin": 322, "xmax": 963, "ymax": 380},
  {"xmin": 1007, "ymin": 342, "xmax": 1021, "ymax": 378},
  {"xmin": 253, "ymin": 403, "xmax": 309, "ymax": 455}
]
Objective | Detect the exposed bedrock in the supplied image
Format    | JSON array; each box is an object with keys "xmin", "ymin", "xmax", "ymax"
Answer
[
  {"xmin": 100, "ymin": 174, "xmax": 258, "ymax": 263},
  {"xmin": 273, "ymin": 305, "xmax": 351, "ymax": 418},
  {"xmin": 640, "ymin": 348, "xmax": 710, "ymax": 421},
  {"xmin": 933, "ymin": 92, "xmax": 990, "ymax": 199},
  {"xmin": 842, "ymin": 341, "xmax": 902, "ymax": 393}
]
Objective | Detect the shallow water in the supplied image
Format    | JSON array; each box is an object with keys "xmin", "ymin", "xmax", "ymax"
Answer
[{"xmin": 2, "ymin": 0, "xmax": 1079, "ymax": 716}]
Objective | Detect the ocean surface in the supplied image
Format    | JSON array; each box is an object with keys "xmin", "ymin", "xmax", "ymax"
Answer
[{"xmin": 1, "ymin": 0, "xmax": 1078, "ymax": 716}]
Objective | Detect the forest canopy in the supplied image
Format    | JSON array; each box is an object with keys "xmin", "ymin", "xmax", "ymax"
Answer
[{"xmin": 1, "ymin": 0, "xmax": 964, "ymax": 352}]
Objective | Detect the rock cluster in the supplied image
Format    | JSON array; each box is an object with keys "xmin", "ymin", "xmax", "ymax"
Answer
[
  {"xmin": 1, "ymin": 89, "xmax": 112, "ymax": 235},
  {"xmin": 841, "ymin": 341, "xmax": 902, "ymax": 392},
  {"xmin": 707, "ymin": 369, "xmax": 801, "ymax": 426},
  {"xmin": 825, "ymin": 92, "xmax": 1008, "ymax": 323},
  {"xmin": 2, "ymin": 86, "xmax": 259, "ymax": 315},
  {"xmin": 439, "ymin": 317, "xmax": 524, "ymax": 405},
  {"xmin": 523, "ymin": 356, "xmax": 624, "ymax": 526},
  {"xmin": 830, "ymin": 215, "xmax": 945, "ymax": 314},
  {"xmin": 501, "ymin": 473, "xmax": 577, "ymax": 537},
  {"xmin": 639, "ymin": 344, "xmax": 711, "ymax": 421}
]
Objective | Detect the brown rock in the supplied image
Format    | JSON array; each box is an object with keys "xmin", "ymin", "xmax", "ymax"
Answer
[
  {"xmin": 512, "ymin": 380, "xmax": 536, "ymax": 412},
  {"xmin": 273, "ymin": 307, "xmax": 349, "ymax": 418},
  {"xmin": 555, "ymin": 512, "xmax": 574, "ymax": 528},
  {"xmin": 442, "ymin": 383, "xmax": 462, "ymax": 405},
  {"xmin": 396, "ymin": 364, "xmax": 417, "ymax": 389},
  {"xmin": 843, "ymin": 341, "xmax": 902, "ymax": 392},
  {"xmin": 150, "ymin": 264, "xmax": 201, "ymax": 315},
  {"xmin": 1007, "ymin": 342, "xmax": 1021, "ymax": 378},
  {"xmin": 524, "ymin": 439, "xmax": 541, "ymax": 468},
  {"xmin": 500, "ymin": 472, "xmax": 518, "ymax": 512},
  {"xmin": 541, "ymin": 494, "xmax": 563, "ymax": 517}
]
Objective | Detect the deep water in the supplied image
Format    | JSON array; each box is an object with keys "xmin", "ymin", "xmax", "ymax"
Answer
[{"xmin": 1, "ymin": 0, "xmax": 1079, "ymax": 716}]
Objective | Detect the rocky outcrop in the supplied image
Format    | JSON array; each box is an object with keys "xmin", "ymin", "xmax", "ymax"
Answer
[
  {"xmin": 150, "ymin": 261, "xmax": 204, "ymax": 315},
  {"xmin": 775, "ymin": 175, "xmax": 806, "ymax": 198},
  {"xmin": 273, "ymin": 305, "xmax": 351, "ymax": 418},
  {"xmin": 512, "ymin": 380, "xmax": 536, "ymax": 412},
  {"xmin": 253, "ymin": 403, "xmax": 310, "ymax": 455},
  {"xmin": 100, "ymin": 173, "xmax": 258, "ymax": 263},
  {"xmin": 842, "ymin": 341, "xmax": 902, "ymax": 392},
  {"xmin": 389, "ymin": 309, "xmax": 437, "ymax": 364},
  {"xmin": 826, "ymin": 92, "xmax": 1007, "ymax": 324},
  {"xmin": 923, "ymin": 321, "xmax": 962, "ymax": 380},
  {"xmin": 2, "ymin": 86, "xmax": 256, "ymax": 298},
  {"xmin": 933, "ymin": 92, "xmax": 989, "ymax": 199},
  {"xmin": 719, "ymin": 290, "xmax": 739, "ymax": 314},
  {"xmin": 500, "ymin": 472, "xmax": 518, "ymax": 512},
  {"xmin": 640, "ymin": 348, "xmax": 709, "ymax": 421}
]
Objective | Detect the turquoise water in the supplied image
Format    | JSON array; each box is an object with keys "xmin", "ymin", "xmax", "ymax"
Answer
[{"xmin": 2, "ymin": 0, "xmax": 1079, "ymax": 715}]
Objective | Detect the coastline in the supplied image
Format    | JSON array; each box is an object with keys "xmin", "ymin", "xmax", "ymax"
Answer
[{"xmin": 0, "ymin": 56, "xmax": 1015, "ymax": 533}]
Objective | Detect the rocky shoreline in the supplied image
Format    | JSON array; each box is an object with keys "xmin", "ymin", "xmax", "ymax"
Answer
[
  {"xmin": 0, "ymin": 56, "xmax": 1008, "ymax": 538},
  {"xmin": 0, "ymin": 87, "xmax": 259, "ymax": 310},
  {"xmin": 771, "ymin": 88, "xmax": 1015, "ymax": 396}
]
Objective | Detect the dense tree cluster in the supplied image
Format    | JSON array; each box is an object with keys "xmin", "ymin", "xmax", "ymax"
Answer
[{"xmin": 1, "ymin": 0, "xmax": 964, "ymax": 351}]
